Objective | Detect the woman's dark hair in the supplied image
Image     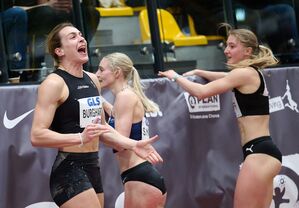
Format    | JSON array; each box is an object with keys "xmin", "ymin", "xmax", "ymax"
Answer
[{"xmin": 46, "ymin": 22, "xmax": 74, "ymax": 66}]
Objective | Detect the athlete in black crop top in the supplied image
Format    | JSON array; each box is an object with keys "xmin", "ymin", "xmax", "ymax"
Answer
[
  {"xmin": 159, "ymin": 26, "xmax": 281, "ymax": 208},
  {"xmin": 49, "ymin": 68, "xmax": 104, "ymax": 206},
  {"xmin": 51, "ymin": 69, "xmax": 101, "ymax": 133},
  {"xmin": 31, "ymin": 23, "xmax": 162, "ymax": 208},
  {"xmin": 232, "ymin": 67, "xmax": 269, "ymax": 117},
  {"xmin": 97, "ymin": 52, "xmax": 166, "ymax": 207}
]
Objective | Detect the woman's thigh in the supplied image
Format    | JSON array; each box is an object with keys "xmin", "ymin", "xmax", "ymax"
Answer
[
  {"xmin": 124, "ymin": 181, "xmax": 166, "ymax": 208},
  {"xmin": 61, "ymin": 188, "xmax": 102, "ymax": 208},
  {"xmin": 234, "ymin": 154, "xmax": 281, "ymax": 208}
]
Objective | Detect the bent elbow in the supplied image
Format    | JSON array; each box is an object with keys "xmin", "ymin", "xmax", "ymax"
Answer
[
  {"xmin": 30, "ymin": 136, "xmax": 39, "ymax": 147},
  {"xmin": 191, "ymin": 92, "xmax": 205, "ymax": 100},
  {"xmin": 192, "ymin": 90, "xmax": 211, "ymax": 100},
  {"xmin": 30, "ymin": 131, "xmax": 41, "ymax": 147}
]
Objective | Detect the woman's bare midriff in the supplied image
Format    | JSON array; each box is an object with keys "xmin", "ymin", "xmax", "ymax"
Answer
[
  {"xmin": 237, "ymin": 115, "xmax": 270, "ymax": 146},
  {"xmin": 116, "ymin": 150, "xmax": 146, "ymax": 173},
  {"xmin": 59, "ymin": 139, "xmax": 100, "ymax": 153}
]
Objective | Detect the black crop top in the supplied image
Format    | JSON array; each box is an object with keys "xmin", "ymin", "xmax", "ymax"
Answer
[
  {"xmin": 232, "ymin": 68, "xmax": 269, "ymax": 117},
  {"xmin": 50, "ymin": 69, "xmax": 102, "ymax": 133}
]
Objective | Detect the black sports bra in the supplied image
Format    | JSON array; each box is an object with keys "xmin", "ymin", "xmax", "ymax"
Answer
[{"xmin": 232, "ymin": 67, "xmax": 269, "ymax": 117}]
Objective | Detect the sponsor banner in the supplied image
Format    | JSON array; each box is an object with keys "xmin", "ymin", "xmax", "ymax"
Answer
[
  {"xmin": 183, "ymin": 92, "xmax": 220, "ymax": 113},
  {"xmin": 0, "ymin": 85, "xmax": 56, "ymax": 208},
  {"xmin": 271, "ymin": 154, "xmax": 299, "ymax": 208},
  {"xmin": 0, "ymin": 67, "xmax": 299, "ymax": 208},
  {"xmin": 269, "ymin": 96, "xmax": 285, "ymax": 113}
]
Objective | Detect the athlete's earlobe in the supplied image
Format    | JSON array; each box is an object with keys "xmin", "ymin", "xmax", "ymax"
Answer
[
  {"xmin": 245, "ymin": 47, "xmax": 253, "ymax": 56},
  {"xmin": 114, "ymin": 67, "xmax": 122, "ymax": 78},
  {"xmin": 55, "ymin": 48, "xmax": 64, "ymax": 57}
]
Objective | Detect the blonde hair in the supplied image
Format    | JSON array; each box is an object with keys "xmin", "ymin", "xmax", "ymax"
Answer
[
  {"xmin": 220, "ymin": 24, "xmax": 278, "ymax": 69},
  {"xmin": 103, "ymin": 52, "xmax": 159, "ymax": 113}
]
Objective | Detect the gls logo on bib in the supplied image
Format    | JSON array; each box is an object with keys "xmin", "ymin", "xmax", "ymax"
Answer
[{"xmin": 78, "ymin": 96, "xmax": 102, "ymax": 128}]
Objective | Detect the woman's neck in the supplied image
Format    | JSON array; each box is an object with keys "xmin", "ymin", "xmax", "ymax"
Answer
[
  {"xmin": 112, "ymin": 82, "xmax": 130, "ymax": 96},
  {"xmin": 58, "ymin": 62, "xmax": 84, "ymax": 77}
]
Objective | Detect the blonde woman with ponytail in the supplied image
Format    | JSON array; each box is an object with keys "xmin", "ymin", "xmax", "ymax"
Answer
[
  {"xmin": 159, "ymin": 25, "xmax": 281, "ymax": 208},
  {"xmin": 96, "ymin": 52, "xmax": 166, "ymax": 208}
]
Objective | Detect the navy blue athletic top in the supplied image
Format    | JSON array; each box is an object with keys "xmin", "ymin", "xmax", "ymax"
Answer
[
  {"xmin": 108, "ymin": 116, "xmax": 144, "ymax": 140},
  {"xmin": 232, "ymin": 67, "xmax": 269, "ymax": 117},
  {"xmin": 108, "ymin": 115, "xmax": 149, "ymax": 153},
  {"xmin": 50, "ymin": 69, "xmax": 102, "ymax": 133}
]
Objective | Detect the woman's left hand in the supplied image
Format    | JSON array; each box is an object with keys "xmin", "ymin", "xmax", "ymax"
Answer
[{"xmin": 133, "ymin": 135, "xmax": 163, "ymax": 164}]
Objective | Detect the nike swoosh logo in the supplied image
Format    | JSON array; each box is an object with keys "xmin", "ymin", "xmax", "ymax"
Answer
[{"xmin": 3, "ymin": 109, "xmax": 35, "ymax": 129}]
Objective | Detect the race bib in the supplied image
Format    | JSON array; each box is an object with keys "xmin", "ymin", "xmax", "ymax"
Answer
[
  {"xmin": 141, "ymin": 117, "xmax": 149, "ymax": 139},
  {"xmin": 78, "ymin": 96, "xmax": 102, "ymax": 128}
]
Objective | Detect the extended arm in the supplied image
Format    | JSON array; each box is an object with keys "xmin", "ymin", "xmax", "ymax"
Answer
[
  {"xmin": 158, "ymin": 68, "xmax": 252, "ymax": 100},
  {"xmin": 88, "ymin": 72, "xmax": 163, "ymax": 163},
  {"xmin": 97, "ymin": 116, "xmax": 162, "ymax": 163},
  {"xmin": 19, "ymin": 0, "xmax": 72, "ymax": 12},
  {"xmin": 183, "ymin": 69, "xmax": 228, "ymax": 81},
  {"xmin": 17, "ymin": 0, "xmax": 54, "ymax": 10}
]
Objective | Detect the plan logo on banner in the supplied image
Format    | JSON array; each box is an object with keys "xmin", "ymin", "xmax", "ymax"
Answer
[
  {"xmin": 270, "ymin": 154, "xmax": 299, "ymax": 208},
  {"xmin": 269, "ymin": 80, "xmax": 299, "ymax": 114},
  {"xmin": 183, "ymin": 92, "xmax": 220, "ymax": 119}
]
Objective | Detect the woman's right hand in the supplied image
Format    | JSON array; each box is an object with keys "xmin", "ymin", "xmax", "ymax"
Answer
[{"xmin": 82, "ymin": 123, "xmax": 111, "ymax": 144}]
